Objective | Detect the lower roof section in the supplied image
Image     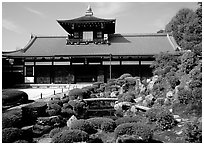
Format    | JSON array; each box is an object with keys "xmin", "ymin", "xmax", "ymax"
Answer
[{"xmin": 3, "ymin": 33, "xmax": 180, "ymax": 58}]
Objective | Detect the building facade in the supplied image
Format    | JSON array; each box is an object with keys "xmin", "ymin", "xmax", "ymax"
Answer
[{"xmin": 2, "ymin": 6, "xmax": 180, "ymax": 86}]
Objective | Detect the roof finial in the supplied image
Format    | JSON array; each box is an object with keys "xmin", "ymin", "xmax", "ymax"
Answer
[{"xmin": 85, "ymin": 5, "xmax": 93, "ymax": 16}]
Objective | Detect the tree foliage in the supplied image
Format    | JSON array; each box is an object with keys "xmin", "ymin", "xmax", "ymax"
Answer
[{"xmin": 165, "ymin": 4, "xmax": 202, "ymax": 56}]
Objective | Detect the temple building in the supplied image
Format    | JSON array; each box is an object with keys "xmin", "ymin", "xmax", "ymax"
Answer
[{"xmin": 2, "ymin": 6, "xmax": 180, "ymax": 86}]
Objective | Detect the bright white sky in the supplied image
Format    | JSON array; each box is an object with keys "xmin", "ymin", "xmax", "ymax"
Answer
[{"xmin": 2, "ymin": 0, "xmax": 198, "ymax": 51}]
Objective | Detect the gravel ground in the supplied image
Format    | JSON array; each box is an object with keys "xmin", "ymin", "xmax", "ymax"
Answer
[{"xmin": 3, "ymin": 84, "xmax": 91, "ymax": 101}]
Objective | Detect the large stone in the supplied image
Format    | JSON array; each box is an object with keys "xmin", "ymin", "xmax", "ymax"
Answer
[
  {"xmin": 145, "ymin": 94, "xmax": 154, "ymax": 101},
  {"xmin": 67, "ymin": 115, "xmax": 77, "ymax": 128},
  {"xmin": 114, "ymin": 102, "xmax": 131, "ymax": 111},
  {"xmin": 134, "ymin": 97, "xmax": 143, "ymax": 103},
  {"xmin": 152, "ymin": 75, "xmax": 159, "ymax": 83},
  {"xmin": 116, "ymin": 135, "xmax": 145, "ymax": 143}
]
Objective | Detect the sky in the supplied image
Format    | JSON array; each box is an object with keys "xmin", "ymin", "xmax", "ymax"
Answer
[{"xmin": 2, "ymin": 1, "xmax": 199, "ymax": 51}]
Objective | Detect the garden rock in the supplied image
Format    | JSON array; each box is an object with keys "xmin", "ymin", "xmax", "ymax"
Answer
[
  {"xmin": 37, "ymin": 116, "xmax": 61, "ymax": 127},
  {"xmin": 116, "ymin": 134, "xmax": 145, "ymax": 143},
  {"xmin": 114, "ymin": 101, "xmax": 131, "ymax": 111},
  {"xmin": 145, "ymin": 94, "xmax": 154, "ymax": 101},
  {"xmin": 166, "ymin": 91, "xmax": 173, "ymax": 98},
  {"xmin": 67, "ymin": 115, "xmax": 77, "ymax": 128},
  {"xmin": 134, "ymin": 96, "xmax": 143, "ymax": 103}
]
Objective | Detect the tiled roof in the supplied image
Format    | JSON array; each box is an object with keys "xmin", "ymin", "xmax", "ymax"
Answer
[
  {"xmin": 57, "ymin": 15, "xmax": 115, "ymax": 24},
  {"xmin": 3, "ymin": 33, "xmax": 180, "ymax": 57}
]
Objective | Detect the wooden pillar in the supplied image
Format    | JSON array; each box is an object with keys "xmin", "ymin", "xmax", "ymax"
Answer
[
  {"xmin": 139, "ymin": 59, "xmax": 141, "ymax": 78},
  {"xmin": 51, "ymin": 57, "xmax": 54, "ymax": 84},
  {"xmin": 23, "ymin": 58, "xmax": 25, "ymax": 83},
  {"xmin": 34, "ymin": 57, "xmax": 36, "ymax": 83},
  {"xmin": 109, "ymin": 54, "xmax": 112, "ymax": 80}
]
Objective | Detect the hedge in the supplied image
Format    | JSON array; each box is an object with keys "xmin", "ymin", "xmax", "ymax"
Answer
[
  {"xmin": 69, "ymin": 119, "xmax": 97, "ymax": 134},
  {"xmin": 2, "ymin": 90, "xmax": 28, "ymax": 106},
  {"xmin": 87, "ymin": 117, "xmax": 116, "ymax": 132},
  {"xmin": 114, "ymin": 123, "xmax": 153, "ymax": 142},
  {"xmin": 51, "ymin": 129, "xmax": 89, "ymax": 143}
]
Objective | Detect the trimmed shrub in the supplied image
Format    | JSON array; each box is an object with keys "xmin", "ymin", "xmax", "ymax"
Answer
[
  {"xmin": 115, "ymin": 116, "xmax": 146, "ymax": 126},
  {"xmin": 125, "ymin": 77, "xmax": 136, "ymax": 86},
  {"xmin": 48, "ymin": 99, "xmax": 63, "ymax": 106},
  {"xmin": 155, "ymin": 109, "xmax": 177, "ymax": 131},
  {"xmin": 49, "ymin": 127, "xmax": 63, "ymax": 138},
  {"xmin": 114, "ymin": 123, "xmax": 153, "ymax": 142},
  {"xmin": 51, "ymin": 129, "xmax": 89, "ymax": 143},
  {"xmin": 119, "ymin": 73, "xmax": 132, "ymax": 80},
  {"xmin": 70, "ymin": 119, "xmax": 97, "ymax": 134},
  {"xmin": 22, "ymin": 102, "xmax": 47, "ymax": 124},
  {"xmin": 68, "ymin": 100, "xmax": 88, "ymax": 119},
  {"xmin": 2, "ymin": 127, "xmax": 23, "ymax": 143},
  {"xmin": 2, "ymin": 90, "xmax": 28, "ymax": 106},
  {"xmin": 2, "ymin": 109, "xmax": 23, "ymax": 129},
  {"xmin": 87, "ymin": 117, "xmax": 116, "ymax": 132},
  {"xmin": 68, "ymin": 88, "xmax": 86, "ymax": 100},
  {"xmin": 46, "ymin": 103, "xmax": 62, "ymax": 116},
  {"xmin": 61, "ymin": 108, "xmax": 76, "ymax": 118}
]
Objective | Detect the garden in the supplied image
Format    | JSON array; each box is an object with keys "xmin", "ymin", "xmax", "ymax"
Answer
[{"xmin": 2, "ymin": 3, "xmax": 202, "ymax": 143}]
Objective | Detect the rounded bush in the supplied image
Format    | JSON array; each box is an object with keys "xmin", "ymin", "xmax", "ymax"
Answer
[
  {"xmin": 2, "ymin": 90, "xmax": 28, "ymax": 106},
  {"xmin": 2, "ymin": 109, "xmax": 22, "ymax": 129},
  {"xmin": 22, "ymin": 102, "xmax": 47, "ymax": 122},
  {"xmin": 87, "ymin": 117, "xmax": 116, "ymax": 132},
  {"xmin": 46, "ymin": 103, "xmax": 61, "ymax": 116},
  {"xmin": 2, "ymin": 127, "xmax": 23, "ymax": 143},
  {"xmin": 51, "ymin": 129, "xmax": 89, "ymax": 143},
  {"xmin": 68, "ymin": 100, "xmax": 88, "ymax": 119},
  {"xmin": 114, "ymin": 123, "xmax": 153, "ymax": 142},
  {"xmin": 115, "ymin": 116, "xmax": 146, "ymax": 126},
  {"xmin": 68, "ymin": 88, "xmax": 85, "ymax": 100},
  {"xmin": 61, "ymin": 108, "xmax": 75, "ymax": 118},
  {"xmin": 49, "ymin": 127, "xmax": 63, "ymax": 138},
  {"xmin": 70, "ymin": 119, "xmax": 97, "ymax": 134},
  {"xmin": 125, "ymin": 77, "xmax": 136, "ymax": 86}
]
